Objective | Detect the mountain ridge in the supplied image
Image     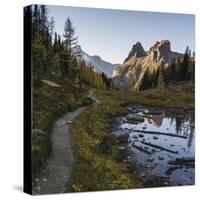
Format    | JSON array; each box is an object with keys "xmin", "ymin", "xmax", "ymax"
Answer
[
  {"xmin": 74, "ymin": 45, "xmax": 117, "ymax": 77},
  {"xmin": 112, "ymin": 40, "xmax": 183, "ymax": 90}
]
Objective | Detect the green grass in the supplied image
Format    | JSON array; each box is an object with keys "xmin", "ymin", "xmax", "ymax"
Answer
[
  {"xmin": 70, "ymin": 97, "xmax": 141, "ymax": 192},
  {"xmin": 32, "ymin": 77, "xmax": 89, "ymax": 175},
  {"xmin": 96, "ymin": 81, "xmax": 194, "ymax": 110},
  {"xmin": 32, "ymin": 76, "xmax": 194, "ymax": 190},
  {"xmin": 69, "ymin": 81, "xmax": 194, "ymax": 192}
]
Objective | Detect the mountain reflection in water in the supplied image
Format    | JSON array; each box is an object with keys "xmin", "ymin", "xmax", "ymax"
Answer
[{"xmin": 113, "ymin": 106, "xmax": 195, "ymax": 186}]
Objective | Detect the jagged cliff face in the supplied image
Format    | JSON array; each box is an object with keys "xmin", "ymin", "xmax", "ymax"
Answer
[{"xmin": 112, "ymin": 40, "xmax": 182, "ymax": 90}]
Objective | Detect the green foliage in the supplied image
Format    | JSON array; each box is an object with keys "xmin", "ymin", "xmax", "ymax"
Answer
[
  {"xmin": 70, "ymin": 102, "xmax": 140, "ymax": 192},
  {"xmin": 157, "ymin": 68, "xmax": 165, "ymax": 89},
  {"xmin": 78, "ymin": 61, "xmax": 106, "ymax": 89},
  {"xmin": 32, "ymin": 78, "xmax": 86, "ymax": 175},
  {"xmin": 138, "ymin": 46, "xmax": 195, "ymax": 91},
  {"xmin": 139, "ymin": 68, "xmax": 154, "ymax": 90}
]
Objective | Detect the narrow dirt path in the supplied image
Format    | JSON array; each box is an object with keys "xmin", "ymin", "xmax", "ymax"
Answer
[{"xmin": 32, "ymin": 107, "xmax": 85, "ymax": 195}]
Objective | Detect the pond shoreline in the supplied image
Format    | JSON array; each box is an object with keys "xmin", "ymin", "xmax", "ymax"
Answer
[{"xmin": 112, "ymin": 104, "xmax": 195, "ymax": 187}]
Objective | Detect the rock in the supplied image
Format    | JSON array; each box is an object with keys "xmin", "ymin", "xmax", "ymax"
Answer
[
  {"xmin": 126, "ymin": 114, "xmax": 144, "ymax": 122},
  {"xmin": 35, "ymin": 178, "xmax": 39, "ymax": 182},
  {"xmin": 116, "ymin": 134, "xmax": 129, "ymax": 143},
  {"xmin": 117, "ymin": 117, "xmax": 125, "ymax": 123},
  {"xmin": 41, "ymin": 80, "xmax": 62, "ymax": 87},
  {"xmin": 127, "ymin": 156, "xmax": 131, "ymax": 160},
  {"xmin": 143, "ymin": 109, "xmax": 150, "ymax": 115},
  {"xmin": 142, "ymin": 126, "xmax": 147, "ymax": 129},
  {"xmin": 158, "ymin": 156, "xmax": 164, "ymax": 160},
  {"xmin": 170, "ymin": 144, "xmax": 175, "ymax": 147},
  {"xmin": 42, "ymin": 178, "xmax": 47, "ymax": 182},
  {"xmin": 153, "ymin": 136, "xmax": 159, "ymax": 140},
  {"xmin": 132, "ymin": 135, "xmax": 138, "ymax": 139},
  {"xmin": 149, "ymin": 110, "xmax": 162, "ymax": 115},
  {"xmin": 140, "ymin": 173, "xmax": 145, "ymax": 177},
  {"xmin": 138, "ymin": 134, "xmax": 144, "ymax": 138},
  {"xmin": 164, "ymin": 181, "xmax": 169, "ymax": 186},
  {"xmin": 67, "ymin": 120, "xmax": 73, "ymax": 124},
  {"xmin": 147, "ymin": 158, "xmax": 154, "ymax": 162},
  {"xmin": 126, "ymin": 114, "xmax": 145, "ymax": 123},
  {"xmin": 32, "ymin": 128, "xmax": 45, "ymax": 136},
  {"xmin": 118, "ymin": 146, "xmax": 126, "ymax": 150}
]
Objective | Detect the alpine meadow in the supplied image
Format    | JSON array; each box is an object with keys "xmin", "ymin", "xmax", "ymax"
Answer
[{"xmin": 24, "ymin": 5, "xmax": 195, "ymax": 195}]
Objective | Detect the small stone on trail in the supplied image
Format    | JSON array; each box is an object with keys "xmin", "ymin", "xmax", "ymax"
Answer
[
  {"xmin": 140, "ymin": 173, "xmax": 145, "ymax": 177},
  {"xmin": 42, "ymin": 178, "xmax": 47, "ymax": 182}
]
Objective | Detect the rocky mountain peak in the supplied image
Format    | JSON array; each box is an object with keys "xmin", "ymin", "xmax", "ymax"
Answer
[
  {"xmin": 124, "ymin": 42, "xmax": 145, "ymax": 63},
  {"xmin": 112, "ymin": 39, "xmax": 183, "ymax": 91},
  {"xmin": 148, "ymin": 40, "xmax": 171, "ymax": 63}
]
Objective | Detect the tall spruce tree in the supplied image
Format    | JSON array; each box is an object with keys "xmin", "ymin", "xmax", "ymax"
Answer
[
  {"xmin": 63, "ymin": 17, "xmax": 78, "ymax": 58},
  {"xmin": 157, "ymin": 68, "xmax": 165, "ymax": 89}
]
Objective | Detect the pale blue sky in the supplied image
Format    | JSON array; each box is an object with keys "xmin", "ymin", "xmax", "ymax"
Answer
[{"xmin": 46, "ymin": 5, "xmax": 195, "ymax": 64}]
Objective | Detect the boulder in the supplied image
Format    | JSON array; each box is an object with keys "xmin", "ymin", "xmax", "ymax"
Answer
[
  {"xmin": 153, "ymin": 136, "xmax": 159, "ymax": 140},
  {"xmin": 126, "ymin": 114, "xmax": 144, "ymax": 123},
  {"xmin": 139, "ymin": 134, "xmax": 144, "ymax": 138},
  {"xmin": 116, "ymin": 134, "xmax": 129, "ymax": 143},
  {"xmin": 32, "ymin": 128, "xmax": 45, "ymax": 136},
  {"xmin": 158, "ymin": 156, "xmax": 164, "ymax": 160},
  {"xmin": 143, "ymin": 109, "xmax": 150, "ymax": 115}
]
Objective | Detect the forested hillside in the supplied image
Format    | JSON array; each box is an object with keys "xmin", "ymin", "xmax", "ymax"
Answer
[{"xmin": 24, "ymin": 5, "xmax": 112, "ymax": 175}]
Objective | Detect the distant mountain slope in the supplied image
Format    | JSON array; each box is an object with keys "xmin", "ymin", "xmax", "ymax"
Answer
[
  {"xmin": 74, "ymin": 45, "xmax": 117, "ymax": 77},
  {"xmin": 112, "ymin": 40, "xmax": 183, "ymax": 90}
]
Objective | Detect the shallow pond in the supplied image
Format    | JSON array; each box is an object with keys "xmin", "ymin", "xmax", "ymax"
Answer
[{"xmin": 112, "ymin": 105, "xmax": 195, "ymax": 186}]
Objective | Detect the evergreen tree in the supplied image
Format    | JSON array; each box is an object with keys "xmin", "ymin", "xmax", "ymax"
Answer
[
  {"xmin": 49, "ymin": 16, "xmax": 55, "ymax": 41},
  {"xmin": 180, "ymin": 46, "xmax": 190, "ymax": 81},
  {"xmin": 157, "ymin": 68, "xmax": 165, "ymax": 89},
  {"xmin": 139, "ymin": 69, "xmax": 151, "ymax": 90},
  {"xmin": 63, "ymin": 17, "xmax": 78, "ymax": 58}
]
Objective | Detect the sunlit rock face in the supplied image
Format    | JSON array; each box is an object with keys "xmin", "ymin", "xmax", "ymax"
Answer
[{"xmin": 112, "ymin": 40, "xmax": 183, "ymax": 90}]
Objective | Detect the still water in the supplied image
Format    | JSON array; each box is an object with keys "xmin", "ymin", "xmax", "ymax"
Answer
[{"xmin": 113, "ymin": 105, "xmax": 195, "ymax": 186}]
